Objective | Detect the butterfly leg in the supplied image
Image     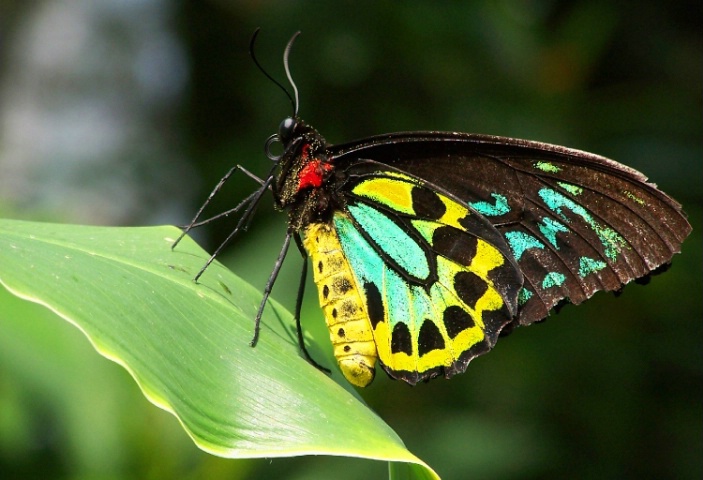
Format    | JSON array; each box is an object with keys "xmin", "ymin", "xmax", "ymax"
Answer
[
  {"xmin": 250, "ymin": 231, "xmax": 292, "ymax": 347},
  {"xmin": 172, "ymin": 165, "xmax": 268, "ymax": 250},
  {"xmin": 293, "ymin": 233, "xmax": 331, "ymax": 373},
  {"xmin": 188, "ymin": 175, "xmax": 274, "ymax": 282},
  {"xmin": 180, "ymin": 189, "xmax": 260, "ymax": 230}
]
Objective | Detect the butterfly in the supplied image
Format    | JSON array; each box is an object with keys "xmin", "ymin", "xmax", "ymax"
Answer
[{"xmin": 174, "ymin": 31, "xmax": 691, "ymax": 387}]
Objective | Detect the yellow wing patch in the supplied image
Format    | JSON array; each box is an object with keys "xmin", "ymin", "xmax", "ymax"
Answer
[
  {"xmin": 350, "ymin": 174, "xmax": 417, "ymax": 214},
  {"xmin": 436, "ymin": 194, "xmax": 470, "ymax": 231}
]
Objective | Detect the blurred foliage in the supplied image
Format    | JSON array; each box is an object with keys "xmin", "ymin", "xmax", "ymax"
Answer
[{"xmin": 1, "ymin": 0, "xmax": 701, "ymax": 479}]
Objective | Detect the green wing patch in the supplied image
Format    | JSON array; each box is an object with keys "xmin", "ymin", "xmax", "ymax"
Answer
[{"xmin": 324, "ymin": 173, "xmax": 522, "ymax": 385}]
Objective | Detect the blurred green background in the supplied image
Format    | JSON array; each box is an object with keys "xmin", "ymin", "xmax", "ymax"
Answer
[{"xmin": 0, "ymin": 1, "xmax": 700, "ymax": 479}]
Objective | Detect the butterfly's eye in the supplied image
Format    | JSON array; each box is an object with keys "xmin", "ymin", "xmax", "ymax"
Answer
[
  {"xmin": 278, "ymin": 117, "xmax": 296, "ymax": 145},
  {"xmin": 264, "ymin": 118, "xmax": 297, "ymax": 161}
]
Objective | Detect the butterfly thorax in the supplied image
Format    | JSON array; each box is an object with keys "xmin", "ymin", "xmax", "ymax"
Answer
[{"xmin": 273, "ymin": 119, "xmax": 342, "ymax": 231}]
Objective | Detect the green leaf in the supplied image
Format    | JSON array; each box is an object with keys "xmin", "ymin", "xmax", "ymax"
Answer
[{"xmin": 0, "ymin": 218, "xmax": 439, "ymax": 480}]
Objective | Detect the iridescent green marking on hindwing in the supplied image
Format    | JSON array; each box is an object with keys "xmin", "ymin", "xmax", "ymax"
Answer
[{"xmin": 347, "ymin": 202, "xmax": 430, "ymax": 280}]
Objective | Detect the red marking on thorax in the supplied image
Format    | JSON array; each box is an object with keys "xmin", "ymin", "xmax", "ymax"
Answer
[{"xmin": 297, "ymin": 145, "xmax": 332, "ymax": 191}]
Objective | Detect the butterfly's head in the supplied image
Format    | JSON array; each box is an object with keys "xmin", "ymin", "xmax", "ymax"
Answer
[
  {"xmin": 265, "ymin": 116, "xmax": 303, "ymax": 162},
  {"xmin": 266, "ymin": 116, "xmax": 326, "ymax": 163},
  {"xmin": 278, "ymin": 116, "xmax": 297, "ymax": 146}
]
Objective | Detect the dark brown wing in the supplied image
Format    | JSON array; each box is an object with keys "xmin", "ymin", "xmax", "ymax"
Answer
[{"xmin": 330, "ymin": 132, "xmax": 691, "ymax": 328}]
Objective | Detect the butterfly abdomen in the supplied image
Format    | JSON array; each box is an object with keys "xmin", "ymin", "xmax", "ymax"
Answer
[{"xmin": 303, "ymin": 222, "xmax": 378, "ymax": 387}]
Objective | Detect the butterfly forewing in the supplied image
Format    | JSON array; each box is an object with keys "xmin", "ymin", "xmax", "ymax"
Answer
[{"xmin": 330, "ymin": 133, "xmax": 691, "ymax": 330}]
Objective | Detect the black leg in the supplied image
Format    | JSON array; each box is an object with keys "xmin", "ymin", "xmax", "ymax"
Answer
[
  {"xmin": 181, "ymin": 189, "xmax": 260, "ymax": 230},
  {"xmin": 172, "ymin": 164, "xmax": 266, "ymax": 250},
  {"xmin": 250, "ymin": 231, "xmax": 292, "ymax": 347},
  {"xmin": 192, "ymin": 176, "xmax": 273, "ymax": 282}
]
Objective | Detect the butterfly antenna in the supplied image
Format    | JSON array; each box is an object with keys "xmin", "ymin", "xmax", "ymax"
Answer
[
  {"xmin": 249, "ymin": 28, "xmax": 296, "ymax": 117},
  {"xmin": 282, "ymin": 31, "xmax": 301, "ymax": 117}
]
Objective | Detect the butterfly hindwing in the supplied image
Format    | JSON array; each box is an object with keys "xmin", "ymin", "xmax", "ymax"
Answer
[{"xmin": 330, "ymin": 172, "xmax": 522, "ymax": 384}]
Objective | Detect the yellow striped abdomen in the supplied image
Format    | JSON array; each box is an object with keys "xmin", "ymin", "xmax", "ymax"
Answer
[{"xmin": 302, "ymin": 222, "xmax": 377, "ymax": 387}]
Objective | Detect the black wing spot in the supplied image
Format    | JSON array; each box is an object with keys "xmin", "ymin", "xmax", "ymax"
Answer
[
  {"xmin": 418, "ymin": 319, "xmax": 445, "ymax": 356},
  {"xmin": 454, "ymin": 271, "xmax": 488, "ymax": 309},
  {"xmin": 332, "ymin": 308, "xmax": 338, "ymax": 319},
  {"xmin": 443, "ymin": 305, "xmax": 475, "ymax": 339},
  {"xmin": 364, "ymin": 281, "xmax": 384, "ymax": 328},
  {"xmin": 322, "ymin": 284, "xmax": 330, "ymax": 299},
  {"xmin": 411, "ymin": 186, "xmax": 446, "ymax": 219},
  {"xmin": 337, "ymin": 327, "xmax": 345, "ymax": 337},
  {"xmin": 317, "ymin": 260, "xmax": 324, "ymax": 274},
  {"xmin": 391, "ymin": 322, "xmax": 413, "ymax": 355},
  {"xmin": 431, "ymin": 226, "xmax": 478, "ymax": 266}
]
